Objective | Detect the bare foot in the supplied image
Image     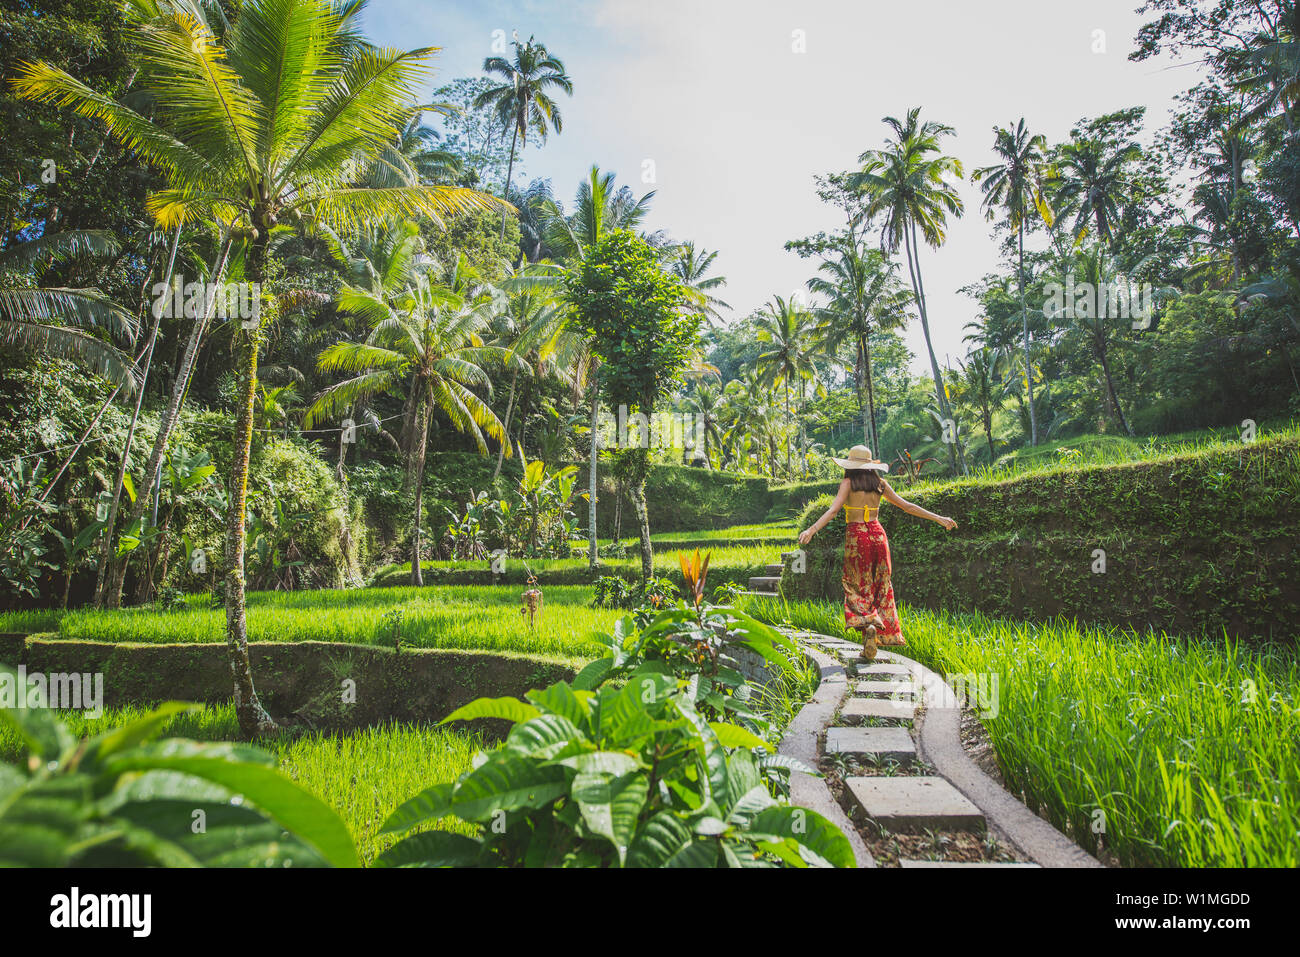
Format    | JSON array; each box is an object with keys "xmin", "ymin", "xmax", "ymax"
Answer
[{"xmin": 860, "ymin": 625, "xmax": 878, "ymax": 661}]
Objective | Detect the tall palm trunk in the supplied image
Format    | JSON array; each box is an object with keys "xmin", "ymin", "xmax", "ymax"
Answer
[
  {"xmin": 1018, "ymin": 219, "xmax": 1038, "ymax": 446},
  {"xmin": 102, "ymin": 230, "xmax": 231, "ymax": 608},
  {"xmin": 410, "ymin": 388, "xmax": 433, "ymax": 585},
  {"xmin": 499, "ymin": 123, "xmax": 519, "ymax": 239},
  {"xmin": 223, "ymin": 226, "xmax": 275, "ymax": 738},
  {"xmin": 905, "ymin": 221, "xmax": 965, "ymax": 475},
  {"xmin": 92, "ymin": 224, "xmax": 180, "ymax": 605},
  {"xmin": 492, "ymin": 366, "xmax": 519, "ymax": 481},
  {"xmin": 1096, "ymin": 338, "xmax": 1133, "ymax": 437},
  {"xmin": 783, "ymin": 383, "xmax": 791, "ymax": 477},
  {"xmin": 587, "ymin": 379, "xmax": 600, "ymax": 570},
  {"xmin": 861, "ymin": 333, "xmax": 879, "ymax": 451}
]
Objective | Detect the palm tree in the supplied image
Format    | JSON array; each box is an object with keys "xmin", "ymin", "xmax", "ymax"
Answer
[
  {"xmin": 1049, "ymin": 137, "xmax": 1143, "ymax": 249},
  {"xmin": 306, "ymin": 268, "xmax": 508, "ymax": 585},
  {"xmin": 955, "ymin": 346, "xmax": 1010, "ymax": 462},
  {"xmin": 754, "ymin": 296, "xmax": 820, "ymax": 477},
  {"xmin": 14, "ymin": 0, "xmax": 502, "ymax": 735},
  {"xmin": 852, "ymin": 108, "xmax": 966, "ymax": 474},
  {"xmin": 0, "ymin": 229, "xmax": 137, "ymax": 387},
  {"xmin": 1059, "ymin": 245, "xmax": 1136, "ymax": 437},
  {"xmin": 474, "ymin": 34, "xmax": 573, "ymax": 236},
  {"xmin": 670, "ymin": 242, "xmax": 731, "ymax": 323},
  {"xmin": 806, "ymin": 243, "xmax": 909, "ymax": 452},
  {"xmin": 531, "ymin": 165, "xmax": 657, "ymax": 567},
  {"xmin": 973, "ymin": 119, "xmax": 1053, "ymax": 446}
]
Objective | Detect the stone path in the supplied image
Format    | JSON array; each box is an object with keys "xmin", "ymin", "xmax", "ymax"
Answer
[{"xmin": 775, "ymin": 628, "xmax": 1089, "ymax": 869}]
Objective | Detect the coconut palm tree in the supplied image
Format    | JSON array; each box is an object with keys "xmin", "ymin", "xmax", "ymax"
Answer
[
  {"xmin": 14, "ymin": 0, "xmax": 502, "ymax": 735},
  {"xmin": 0, "ymin": 229, "xmax": 137, "ymax": 387},
  {"xmin": 306, "ymin": 269, "xmax": 508, "ymax": 585},
  {"xmin": 806, "ymin": 243, "xmax": 909, "ymax": 452},
  {"xmin": 670, "ymin": 242, "xmax": 731, "ymax": 323},
  {"xmin": 754, "ymin": 296, "xmax": 820, "ymax": 477},
  {"xmin": 972, "ymin": 119, "xmax": 1053, "ymax": 446},
  {"xmin": 852, "ymin": 107, "xmax": 966, "ymax": 474},
  {"xmin": 954, "ymin": 346, "xmax": 1011, "ymax": 462},
  {"xmin": 1049, "ymin": 137, "xmax": 1143, "ymax": 249},
  {"xmin": 474, "ymin": 34, "xmax": 573, "ymax": 236}
]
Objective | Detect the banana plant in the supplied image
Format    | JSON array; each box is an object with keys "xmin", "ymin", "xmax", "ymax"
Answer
[
  {"xmin": 375, "ymin": 667, "xmax": 852, "ymax": 868},
  {"xmin": 0, "ymin": 673, "xmax": 359, "ymax": 867}
]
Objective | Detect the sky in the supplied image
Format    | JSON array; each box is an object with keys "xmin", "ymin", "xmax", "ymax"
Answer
[{"xmin": 363, "ymin": 0, "xmax": 1198, "ymax": 374}]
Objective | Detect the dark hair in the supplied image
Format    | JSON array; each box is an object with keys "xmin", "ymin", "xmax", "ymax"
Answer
[{"xmin": 846, "ymin": 468, "xmax": 885, "ymax": 493}]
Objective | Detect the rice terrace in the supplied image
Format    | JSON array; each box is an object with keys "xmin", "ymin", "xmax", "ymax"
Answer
[{"xmin": 0, "ymin": 0, "xmax": 1296, "ymax": 941}]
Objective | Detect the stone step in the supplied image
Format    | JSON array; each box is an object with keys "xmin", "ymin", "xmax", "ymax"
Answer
[
  {"xmin": 898, "ymin": 859, "xmax": 1039, "ymax": 869},
  {"xmin": 825, "ymin": 726, "xmax": 916, "ymax": 763},
  {"xmin": 845, "ymin": 776, "xmax": 986, "ymax": 831},
  {"xmin": 747, "ymin": 576, "xmax": 780, "ymax": 592},
  {"xmin": 841, "ymin": 697, "xmax": 917, "ymax": 722},
  {"xmin": 853, "ymin": 680, "xmax": 917, "ymax": 698},
  {"xmin": 854, "ymin": 662, "xmax": 912, "ymax": 678},
  {"xmin": 763, "ymin": 563, "xmax": 784, "ymax": 576}
]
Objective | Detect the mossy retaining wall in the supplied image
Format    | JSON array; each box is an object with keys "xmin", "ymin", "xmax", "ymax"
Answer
[
  {"xmin": 10, "ymin": 637, "xmax": 576, "ymax": 732},
  {"xmin": 780, "ymin": 438, "xmax": 1300, "ymax": 641}
]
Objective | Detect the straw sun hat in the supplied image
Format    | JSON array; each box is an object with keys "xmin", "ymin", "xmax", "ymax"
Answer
[{"xmin": 832, "ymin": 445, "xmax": 889, "ymax": 472}]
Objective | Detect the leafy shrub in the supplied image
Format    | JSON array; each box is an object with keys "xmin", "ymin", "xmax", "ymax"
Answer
[
  {"xmin": 0, "ymin": 672, "xmax": 358, "ymax": 867},
  {"xmin": 377, "ymin": 669, "xmax": 849, "ymax": 867}
]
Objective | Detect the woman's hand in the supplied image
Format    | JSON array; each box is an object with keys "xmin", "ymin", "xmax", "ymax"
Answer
[
  {"xmin": 937, "ymin": 516, "xmax": 957, "ymax": 531},
  {"xmin": 798, "ymin": 528, "xmax": 815, "ymax": 546}
]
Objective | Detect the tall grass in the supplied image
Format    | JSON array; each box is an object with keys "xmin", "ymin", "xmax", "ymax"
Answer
[
  {"xmin": 0, "ymin": 702, "xmax": 480, "ymax": 864},
  {"xmin": 42, "ymin": 584, "xmax": 618, "ymax": 659},
  {"xmin": 739, "ymin": 595, "xmax": 1300, "ymax": 868},
  {"xmin": 900, "ymin": 421, "xmax": 1300, "ymax": 494}
]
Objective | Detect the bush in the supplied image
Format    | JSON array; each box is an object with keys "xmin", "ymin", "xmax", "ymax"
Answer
[{"xmin": 375, "ymin": 600, "xmax": 853, "ymax": 868}]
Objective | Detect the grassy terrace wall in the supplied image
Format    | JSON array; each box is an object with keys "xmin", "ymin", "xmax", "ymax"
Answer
[
  {"xmin": 5, "ymin": 636, "xmax": 574, "ymax": 732},
  {"xmin": 595, "ymin": 464, "xmax": 836, "ymax": 535},
  {"xmin": 781, "ymin": 437, "xmax": 1300, "ymax": 641}
]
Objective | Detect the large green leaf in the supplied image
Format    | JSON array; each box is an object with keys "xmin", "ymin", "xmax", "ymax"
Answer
[
  {"xmin": 81, "ymin": 702, "xmax": 200, "ymax": 765},
  {"xmin": 504, "ymin": 713, "xmax": 585, "ymax": 761},
  {"xmin": 379, "ymin": 781, "xmax": 454, "ymax": 835},
  {"xmin": 627, "ymin": 811, "xmax": 718, "ymax": 868},
  {"xmin": 525, "ymin": 681, "xmax": 588, "ymax": 726},
  {"xmin": 449, "ymin": 754, "xmax": 570, "ymax": 822},
  {"xmin": 101, "ymin": 741, "xmax": 360, "ymax": 868},
  {"xmin": 440, "ymin": 696, "xmax": 539, "ymax": 726},
  {"xmin": 709, "ymin": 721, "xmax": 770, "ymax": 752},
  {"xmin": 571, "ymin": 771, "xmax": 648, "ymax": 866},
  {"xmin": 374, "ymin": 830, "xmax": 484, "ymax": 868},
  {"xmin": 748, "ymin": 806, "xmax": 855, "ymax": 869}
]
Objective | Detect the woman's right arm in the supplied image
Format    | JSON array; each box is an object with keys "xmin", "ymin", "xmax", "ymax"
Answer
[
  {"xmin": 880, "ymin": 479, "xmax": 957, "ymax": 531},
  {"xmin": 798, "ymin": 479, "xmax": 849, "ymax": 545}
]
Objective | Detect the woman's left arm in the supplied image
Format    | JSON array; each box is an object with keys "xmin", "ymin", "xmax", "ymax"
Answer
[{"xmin": 798, "ymin": 479, "xmax": 850, "ymax": 545}]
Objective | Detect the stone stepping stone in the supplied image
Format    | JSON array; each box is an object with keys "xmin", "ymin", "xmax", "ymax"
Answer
[
  {"xmin": 842, "ymin": 697, "xmax": 917, "ymax": 722},
  {"xmin": 845, "ymin": 776, "xmax": 985, "ymax": 831},
  {"xmin": 853, "ymin": 680, "xmax": 917, "ymax": 698},
  {"xmin": 854, "ymin": 662, "xmax": 912, "ymax": 678},
  {"xmin": 898, "ymin": 859, "xmax": 1039, "ymax": 869},
  {"xmin": 825, "ymin": 726, "xmax": 916, "ymax": 763}
]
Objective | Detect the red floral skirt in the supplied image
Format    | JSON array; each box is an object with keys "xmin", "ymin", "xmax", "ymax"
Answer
[{"xmin": 842, "ymin": 520, "xmax": 904, "ymax": 645}]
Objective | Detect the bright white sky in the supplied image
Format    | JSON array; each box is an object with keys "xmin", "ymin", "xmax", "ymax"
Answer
[{"xmin": 367, "ymin": 0, "xmax": 1198, "ymax": 373}]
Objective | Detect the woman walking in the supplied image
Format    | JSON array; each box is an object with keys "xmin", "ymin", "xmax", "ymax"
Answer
[{"xmin": 798, "ymin": 446, "xmax": 957, "ymax": 660}]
